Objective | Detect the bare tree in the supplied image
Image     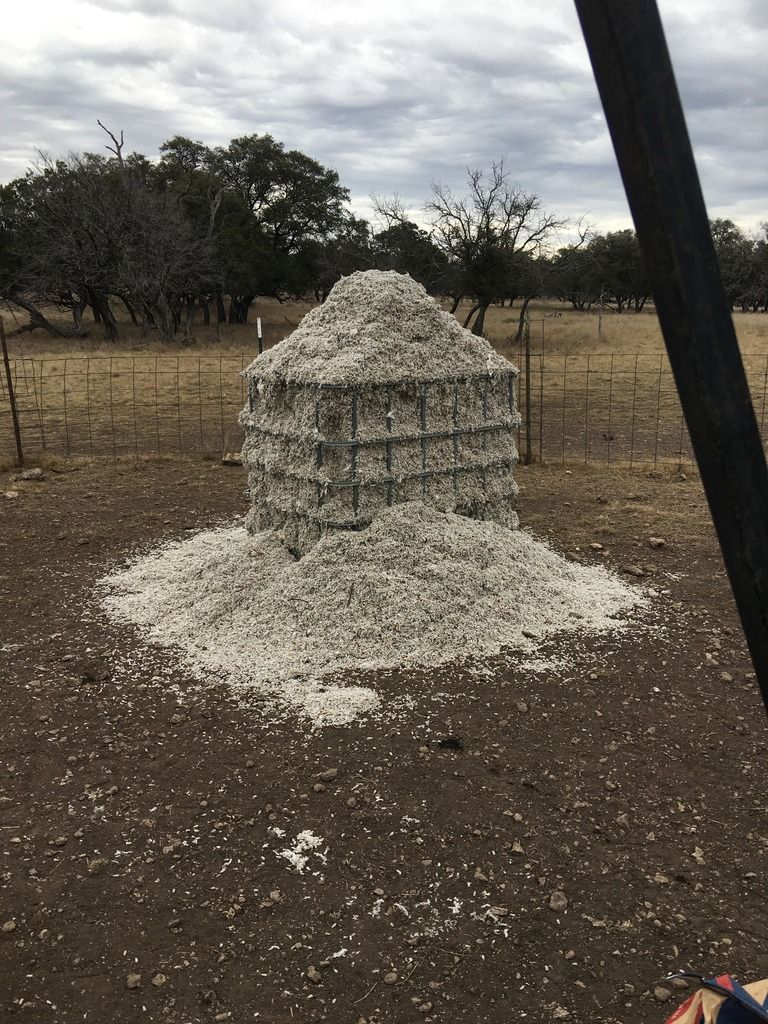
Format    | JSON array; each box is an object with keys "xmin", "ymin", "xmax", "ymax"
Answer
[{"xmin": 426, "ymin": 161, "xmax": 566, "ymax": 335}]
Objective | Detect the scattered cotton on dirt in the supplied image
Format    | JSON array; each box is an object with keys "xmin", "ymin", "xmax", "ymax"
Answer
[{"xmin": 99, "ymin": 502, "xmax": 647, "ymax": 726}]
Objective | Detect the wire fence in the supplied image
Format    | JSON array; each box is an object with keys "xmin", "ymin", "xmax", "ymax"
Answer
[{"xmin": 3, "ymin": 337, "xmax": 768, "ymax": 469}]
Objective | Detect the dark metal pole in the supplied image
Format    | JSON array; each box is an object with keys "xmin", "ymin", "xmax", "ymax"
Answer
[
  {"xmin": 1, "ymin": 320, "xmax": 24, "ymax": 467},
  {"xmin": 575, "ymin": 0, "xmax": 768, "ymax": 713}
]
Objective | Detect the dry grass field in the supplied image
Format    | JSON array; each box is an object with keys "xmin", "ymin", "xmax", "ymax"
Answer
[
  {"xmin": 5, "ymin": 296, "xmax": 768, "ymax": 359},
  {"xmin": 3, "ymin": 298, "xmax": 768, "ymax": 467}
]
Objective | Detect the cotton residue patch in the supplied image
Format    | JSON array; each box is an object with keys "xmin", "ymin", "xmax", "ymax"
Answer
[
  {"xmin": 248, "ymin": 269, "xmax": 511, "ymax": 385},
  {"xmin": 98, "ymin": 502, "xmax": 648, "ymax": 727}
]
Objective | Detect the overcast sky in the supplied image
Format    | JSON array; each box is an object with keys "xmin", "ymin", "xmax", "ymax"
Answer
[{"xmin": 3, "ymin": 0, "xmax": 767, "ymax": 236}]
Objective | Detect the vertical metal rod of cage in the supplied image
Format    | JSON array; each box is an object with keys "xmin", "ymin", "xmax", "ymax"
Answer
[
  {"xmin": 455, "ymin": 381, "xmax": 463, "ymax": 493},
  {"xmin": 385, "ymin": 386, "xmax": 395, "ymax": 505},
  {"xmin": 480, "ymin": 381, "xmax": 489, "ymax": 489},
  {"xmin": 0, "ymin": 321, "xmax": 23, "ymax": 467},
  {"xmin": 419, "ymin": 384, "xmax": 429, "ymax": 497},
  {"xmin": 576, "ymin": 0, "xmax": 768, "ymax": 710},
  {"xmin": 350, "ymin": 388, "xmax": 360, "ymax": 515},
  {"xmin": 315, "ymin": 390, "xmax": 324, "ymax": 511}
]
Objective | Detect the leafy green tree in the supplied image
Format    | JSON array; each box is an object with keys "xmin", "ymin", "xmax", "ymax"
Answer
[
  {"xmin": 710, "ymin": 218, "xmax": 756, "ymax": 310},
  {"xmin": 292, "ymin": 215, "xmax": 374, "ymax": 301},
  {"xmin": 206, "ymin": 134, "xmax": 350, "ymax": 321},
  {"xmin": 373, "ymin": 220, "xmax": 447, "ymax": 293},
  {"xmin": 550, "ymin": 245, "xmax": 602, "ymax": 310},
  {"xmin": 586, "ymin": 230, "xmax": 649, "ymax": 313}
]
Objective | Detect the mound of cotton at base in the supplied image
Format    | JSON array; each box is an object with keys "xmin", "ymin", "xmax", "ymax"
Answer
[{"xmin": 99, "ymin": 502, "xmax": 648, "ymax": 726}]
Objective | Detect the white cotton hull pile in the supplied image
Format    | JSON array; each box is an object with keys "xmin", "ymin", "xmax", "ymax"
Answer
[
  {"xmin": 99, "ymin": 501, "xmax": 649, "ymax": 728},
  {"xmin": 240, "ymin": 271, "xmax": 521, "ymax": 555}
]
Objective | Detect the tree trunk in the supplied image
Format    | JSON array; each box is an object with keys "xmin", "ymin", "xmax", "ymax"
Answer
[
  {"xmin": 471, "ymin": 303, "xmax": 489, "ymax": 336},
  {"xmin": 154, "ymin": 296, "xmax": 174, "ymax": 339},
  {"xmin": 449, "ymin": 294, "xmax": 464, "ymax": 315},
  {"xmin": 90, "ymin": 292, "xmax": 118, "ymax": 340},
  {"xmin": 72, "ymin": 294, "xmax": 88, "ymax": 331},
  {"xmin": 229, "ymin": 294, "xmax": 256, "ymax": 324},
  {"xmin": 183, "ymin": 296, "xmax": 195, "ymax": 339},
  {"xmin": 462, "ymin": 303, "xmax": 480, "ymax": 329},
  {"xmin": 121, "ymin": 295, "xmax": 139, "ymax": 326},
  {"xmin": 7, "ymin": 296, "xmax": 88, "ymax": 339},
  {"xmin": 216, "ymin": 292, "xmax": 227, "ymax": 324},
  {"xmin": 202, "ymin": 299, "xmax": 210, "ymax": 326},
  {"xmin": 101, "ymin": 302, "xmax": 119, "ymax": 341}
]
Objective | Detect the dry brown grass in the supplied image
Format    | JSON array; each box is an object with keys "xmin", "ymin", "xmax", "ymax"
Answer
[
  {"xmin": 5, "ymin": 294, "xmax": 768, "ymax": 363},
  {"xmin": 4, "ymin": 296, "xmax": 768, "ymax": 466}
]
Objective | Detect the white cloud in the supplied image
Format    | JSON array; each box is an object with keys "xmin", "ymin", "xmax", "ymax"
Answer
[{"xmin": 2, "ymin": 0, "xmax": 766, "ymax": 232}]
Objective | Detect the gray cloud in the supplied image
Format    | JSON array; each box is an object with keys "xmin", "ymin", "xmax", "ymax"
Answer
[{"xmin": 2, "ymin": 0, "xmax": 766, "ymax": 234}]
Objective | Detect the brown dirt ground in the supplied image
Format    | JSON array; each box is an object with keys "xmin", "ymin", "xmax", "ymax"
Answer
[{"xmin": 0, "ymin": 460, "xmax": 766, "ymax": 1024}]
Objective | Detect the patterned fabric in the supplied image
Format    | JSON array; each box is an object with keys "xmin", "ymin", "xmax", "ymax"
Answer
[{"xmin": 664, "ymin": 976, "xmax": 768, "ymax": 1023}]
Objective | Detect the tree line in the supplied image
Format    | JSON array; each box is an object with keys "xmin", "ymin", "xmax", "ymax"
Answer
[{"xmin": 1, "ymin": 125, "xmax": 766, "ymax": 342}]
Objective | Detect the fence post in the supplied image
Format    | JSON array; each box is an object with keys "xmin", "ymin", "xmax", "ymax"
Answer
[
  {"xmin": 1, "ymin": 320, "xmax": 24, "ymax": 467},
  {"xmin": 523, "ymin": 312, "xmax": 533, "ymax": 465}
]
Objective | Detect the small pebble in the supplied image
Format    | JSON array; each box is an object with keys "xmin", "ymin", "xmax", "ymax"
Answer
[
  {"xmin": 654, "ymin": 986, "xmax": 673, "ymax": 1003},
  {"xmin": 383, "ymin": 971, "xmax": 398, "ymax": 985},
  {"xmin": 549, "ymin": 891, "xmax": 568, "ymax": 913},
  {"xmin": 127, "ymin": 973, "xmax": 142, "ymax": 990}
]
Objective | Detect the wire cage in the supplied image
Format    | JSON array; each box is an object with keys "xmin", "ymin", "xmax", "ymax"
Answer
[{"xmin": 241, "ymin": 367, "xmax": 521, "ymax": 555}]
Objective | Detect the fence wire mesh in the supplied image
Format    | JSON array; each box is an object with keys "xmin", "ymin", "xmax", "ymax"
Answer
[{"xmin": 3, "ymin": 332, "xmax": 768, "ymax": 468}]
